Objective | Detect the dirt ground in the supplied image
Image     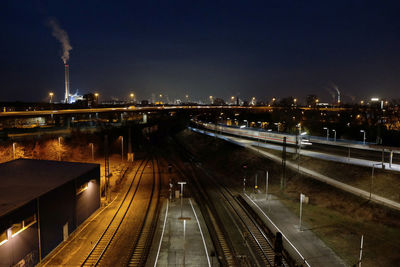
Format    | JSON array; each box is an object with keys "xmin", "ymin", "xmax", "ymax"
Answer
[{"xmin": 176, "ymin": 129, "xmax": 400, "ymax": 267}]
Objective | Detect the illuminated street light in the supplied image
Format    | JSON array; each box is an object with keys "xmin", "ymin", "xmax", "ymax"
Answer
[
  {"xmin": 243, "ymin": 119, "xmax": 248, "ymax": 127},
  {"xmin": 94, "ymin": 93, "xmax": 99, "ymax": 104},
  {"xmin": 130, "ymin": 93, "xmax": 135, "ymax": 103},
  {"xmin": 49, "ymin": 92, "xmax": 54, "ymax": 103},
  {"xmin": 360, "ymin": 130, "xmax": 366, "ymax": 144},
  {"xmin": 209, "ymin": 95, "xmax": 213, "ymax": 104},
  {"xmin": 332, "ymin": 129, "xmax": 337, "ymax": 142},
  {"xmin": 323, "ymin": 127, "xmax": 329, "ymax": 140},
  {"xmin": 360, "ymin": 100, "xmax": 364, "ymax": 105},
  {"xmin": 294, "ymin": 98, "xmax": 297, "ymax": 105}
]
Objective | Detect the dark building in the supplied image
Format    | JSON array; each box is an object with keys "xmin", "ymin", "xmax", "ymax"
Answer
[{"xmin": 0, "ymin": 159, "xmax": 100, "ymax": 266}]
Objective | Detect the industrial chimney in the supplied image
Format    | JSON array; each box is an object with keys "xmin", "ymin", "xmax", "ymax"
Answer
[{"xmin": 64, "ymin": 64, "xmax": 70, "ymax": 103}]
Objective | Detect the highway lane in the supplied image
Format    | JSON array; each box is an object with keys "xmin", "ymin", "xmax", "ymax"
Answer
[{"xmin": 0, "ymin": 105, "xmax": 350, "ymax": 117}]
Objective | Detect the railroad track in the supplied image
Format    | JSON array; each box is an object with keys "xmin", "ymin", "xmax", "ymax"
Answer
[
  {"xmin": 160, "ymin": 143, "xmax": 241, "ymax": 266},
  {"xmin": 80, "ymin": 158, "xmax": 153, "ymax": 266},
  {"xmin": 127, "ymin": 156, "xmax": 162, "ymax": 266},
  {"xmin": 170, "ymin": 137, "xmax": 291, "ymax": 266}
]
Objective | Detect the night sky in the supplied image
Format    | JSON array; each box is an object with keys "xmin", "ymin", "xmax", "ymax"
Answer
[{"xmin": 1, "ymin": 1, "xmax": 400, "ymax": 103}]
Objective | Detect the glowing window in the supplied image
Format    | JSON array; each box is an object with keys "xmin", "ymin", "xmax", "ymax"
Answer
[
  {"xmin": 24, "ymin": 214, "xmax": 36, "ymax": 228},
  {"xmin": 76, "ymin": 182, "xmax": 89, "ymax": 195},
  {"xmin": 0, "ymin": 230, "xmax": 7, "ymax": 246},
  {"xmin": 11, "ymin": 223, "xmax": 23, "ymax": 236}
]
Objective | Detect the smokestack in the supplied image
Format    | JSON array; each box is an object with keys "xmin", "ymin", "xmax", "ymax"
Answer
[{"xmin": 65, "ymin": 64, "xmax": 70, "ymax": 103}]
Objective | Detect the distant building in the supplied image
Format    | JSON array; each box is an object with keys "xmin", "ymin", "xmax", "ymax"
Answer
[{"xmin": 0, "ymin": 159, "xmax": 100, "ymax": 266}]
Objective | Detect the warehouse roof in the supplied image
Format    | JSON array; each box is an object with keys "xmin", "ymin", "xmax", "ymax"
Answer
[{"xmin": 0, "ymin": 159, "xmax": 99, "ymax": 217}]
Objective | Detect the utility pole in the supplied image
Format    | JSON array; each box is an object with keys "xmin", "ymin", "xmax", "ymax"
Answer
[
  {"xmin": 104, "ymin": 135, "xmax": 110, "ymax": 203},
  {"xmin": 281, "ymin": 137, "xmax": 287, "ymax": 190},
  {"xmin": 265, "ymin": 170, "xmax": 269, "ymax": 200},
  {"xmin": 254, "ymin": 173, "xmax": 258, "ymax": 192},
  {"xmin": 178, "ymin": 181, "xmax": 187, "ymax": 218}
]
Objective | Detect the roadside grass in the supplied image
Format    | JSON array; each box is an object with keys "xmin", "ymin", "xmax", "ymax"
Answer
[
  {"xmin": 257, "ymin": 145, "xmax": 400, "ymax": 203},
  {"xmin": 177, "ymin": 129, "xmax": 400, "ymax": 267}
]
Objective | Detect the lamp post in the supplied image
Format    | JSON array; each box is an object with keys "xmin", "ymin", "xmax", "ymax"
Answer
[
  {"xmin": 12, "ymin": 142, "xmax": 16, "ymax": 160},
  {"xmin": 231, "ymin": 96, "xmax": 235, "ymax": 104},
  {"xmin": 323, "ymin": 127, "xmax": 329, "ymax": 140},
  {"xmin": 49, "ymin": 92, "xmax": 54, "ymax": 103},
  {"xmin": 332, "ymin": 129, "xmax": 337, "ymax": 142},
  {"xmin": 370, "ymin": 163, "xmax": 381, "ymax": 200},
  {"xmin": 178, "ymin": 181, "xmax": 187, "ymax": 218},
  {"xmin": 58, "ymin": 137, "xmax": 62, "ymax": 161},
  {"xmin": 360, "ymin": 130, "xmax": 366, "ymax": 144},
  {"xmin": 94, "ymin": 93, "xmax": 99, "ymax": 104},
  {"xmin": 209, "ymin": 95, "xmax": 213, "ymax": 104},
  {"xmin": 120, "ymin": 136, "xmax": 124, "ymax": 161},
  {"xmin": 90, "ymin": 143, "xmax": 94, "ymax": 161},
  {"xmin": 243, "ymin": 120, "xmax": 248, "ymax": 127},
  {"xmin": 130, "ymin": 93, "xmax": 135, "ymax": 103}
]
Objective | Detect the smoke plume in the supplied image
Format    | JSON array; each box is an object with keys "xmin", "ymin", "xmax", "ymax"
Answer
[{"xmin": 48, "ymin": 18, "xmax": 72, "ymax": 64}]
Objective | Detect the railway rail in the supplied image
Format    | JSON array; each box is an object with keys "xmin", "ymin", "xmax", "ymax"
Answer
[
  {"xmin": 170, "ymin": 138, "xmax": 295, "ymax": 266},
  {"xmin": 127, "ymin": 157, "xmax": 162, "ymax": 266},
  {"xmin": 80, "ymin": 156, "xmax": 161, "ymax": 266}
]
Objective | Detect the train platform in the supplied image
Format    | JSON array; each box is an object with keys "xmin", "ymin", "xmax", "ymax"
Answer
[
  {"xmin": 147, "ymin": 197, "xmax": 215, "ymax": 267},
  {"xmin": 243, "ymin": 193, "xmax": 346, "ymax": 267}
]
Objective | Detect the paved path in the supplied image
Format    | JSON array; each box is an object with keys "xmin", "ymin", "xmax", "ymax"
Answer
[
  {"xmin": 244, "ymin": 193, "xmax": 346, "ymax": 267},
  {"xmin": 147, "ymin": 198, "xmax": 215, "ymax": 267},
  {"xmin": 190, "ymin": 127, "xmax": 400, "ymax": 211}
]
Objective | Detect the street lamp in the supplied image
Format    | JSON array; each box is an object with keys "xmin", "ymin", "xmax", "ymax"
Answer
[
  {"xmin": 209, "ymin": 95, "xmax": 213, "ymax": 104},
  {"xmin": 231, "ymin": 96, "xmax": 235, "ymax": 104},
  {"xmin": 12, "ymin": 142, "xmax": 16, "ymax": 160},
  {"xmin": 120, "ymin": 136, "xmax": 124, "ymax": 161},
  {"xmin": 94, "ymin": 93, "xmax": 99, "ymax": 104},
  {"xmin": 49, "ymin": 92, "xmax": 54, "ymax": 103},
  {"xmin": 89, "ymin": 143, "xmax": 94, "ymax": 161},
  {"xmin": 360, "ymin": 130, "xmax": 366, "ymax": 144},
  {"xmin": 243, "ymin": 120, "xmax": 248, "ymax": 127},
  {"xmin": 178, "ymin": 181, "xmax": 187, "ymax": 218},
  {"xmin": 323, "ymin": 127, "xmax": 329, "ymax": 140},
  {"xmin": 370, "ymin": 163, "xmax": 381, "ymax": 200},
  {"xmin": 130, "ymin": 93, "xmax": 135, "ymax": 103},
  {"xmin": 332, "ymin": 129, "xmax": 337, "ymax": 142},
  {"xmin": 294, "ymin": 98, "xmax": 297, "ymax": 105},
  {"xmin": 58, "ymin": 137, "xmax": 62, "ymax": 161}
]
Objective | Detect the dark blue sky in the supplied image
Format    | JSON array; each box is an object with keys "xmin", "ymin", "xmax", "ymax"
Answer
[{"xmin": 1, "ymin": 1, "xmax": 400, "ymax": 103}]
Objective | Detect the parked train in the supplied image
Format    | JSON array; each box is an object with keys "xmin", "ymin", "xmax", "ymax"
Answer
[{"xmin": 194, "ymin": 121, "xmax": 312, "ymax": 147}]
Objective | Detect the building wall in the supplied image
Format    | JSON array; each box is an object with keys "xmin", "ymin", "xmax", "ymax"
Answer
[
  {"xmin": 39, "ymin": 181, "xmax": 76, "ymax": 258},
  {"xmin": 0, "ymin": 201, "xmax": 38, "ymax": 266},
  {"xmin": 75, "ymin": 167, "xmax": 100, "ymax": 225},
  {"xmin": 0, "ymin": 164, "xmax": 100, "ymax": 265}
]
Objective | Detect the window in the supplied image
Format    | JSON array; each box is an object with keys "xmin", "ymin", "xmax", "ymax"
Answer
[
  {"xmin": 76, "ymin": 182, "xmax": 89, "ymax": 195},
  {"xmin": 23, "ymin": 214, "xmax": 36, "ymax": 228},
  {"xmin": 10, "ymin": 214, "xmax": 37, "ymax": 238},
  {"xmin": 11, "ymin": 222, "xmax": 23, "ymax": 236},
  {"xmin": 0, "ymin": 230, "xmax": 7, "ymax": 246}
]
